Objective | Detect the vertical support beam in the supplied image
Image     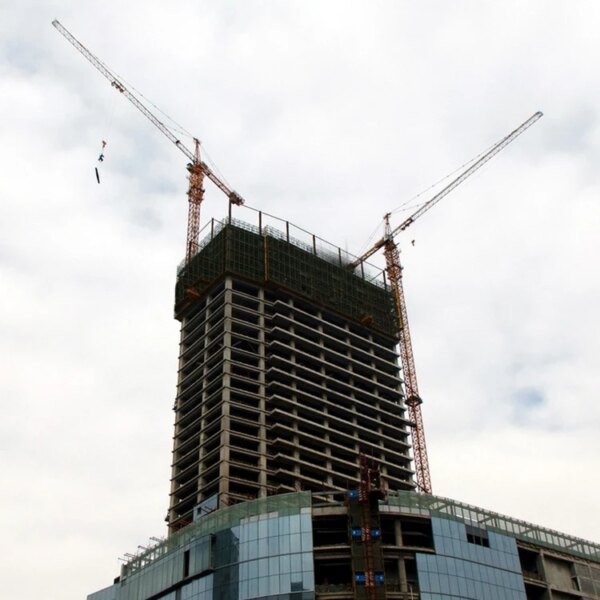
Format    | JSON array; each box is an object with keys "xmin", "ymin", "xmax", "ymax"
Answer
[
  {"xmin": 257, "ymin": 287, "xmax": 268, "ymax": 497},
  {"xmin": 185, "ymin": 139, "xmax": 205, "ymax": 264},
  {"xmin": 219, "ymin": 277, "xmax": 234, "ymax": 507}
]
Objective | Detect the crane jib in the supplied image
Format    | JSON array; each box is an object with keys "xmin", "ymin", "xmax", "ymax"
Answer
[{"xmin": 52, "ymin": 19, "xmax": 242, "ymax": 207}]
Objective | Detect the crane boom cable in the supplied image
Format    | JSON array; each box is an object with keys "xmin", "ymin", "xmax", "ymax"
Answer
[
  {"xmin": 52, "ymin": 19, "xmax": 245, "ymax": 266},
  {"xmin": 349, "ymin": 111, "xmax": 543, "ymax": 268},
  {"xmin": 352, "ymin": 111, "xmax": 543, "ymax": 495},
  {"xmin": 52, "ymin": 19, "xmax": 192, "ymax": 141},
  {"xmin": 52, "ymin": 20, "xmax": 243, "ymax": 201},
  {"xmin": 52, "ymin": 19, "xmax": 196, "ymax": 162},
  {"xmin": 389, "ymin": 139, "xmax": 499, "ymax": 215},
  {"xmin": 391, "ymin": 111, "xmax": 543, "ymax": 237}
]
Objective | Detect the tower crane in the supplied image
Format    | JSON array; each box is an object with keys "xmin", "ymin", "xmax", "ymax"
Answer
[
  {"xmin": 351, "ymin": 111, "xmax": 543, "ymax": 494},
  {"xmin": 52, "ymin": 20, "xmax": 244, "ymax": 265}
]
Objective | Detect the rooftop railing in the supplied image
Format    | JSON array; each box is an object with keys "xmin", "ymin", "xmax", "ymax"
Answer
[
  {"xmin": 385, "ymin": 490, "xmax": 600, "ymax": 563},
  {"xmin": 177, "ymin": 210, "xmax": 388, "ymax": 290}
]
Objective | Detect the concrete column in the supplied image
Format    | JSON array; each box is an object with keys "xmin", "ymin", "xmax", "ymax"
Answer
[
  {"xmin": 257, "ymin": 287, "xmax": 268, "ymax": 497},
  {"xmin": 219, "ymin": 279, "xmax": 233, "ymax": 507}
]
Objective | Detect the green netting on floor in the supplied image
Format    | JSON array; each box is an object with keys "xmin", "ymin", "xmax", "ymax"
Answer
[{"xmin": 176, "ymin": 223, "xmax": 398, "ymax": 336}]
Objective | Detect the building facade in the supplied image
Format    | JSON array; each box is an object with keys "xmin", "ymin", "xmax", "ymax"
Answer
[{"xmin": 89, "ymin": 491, "xmax": 600, "ymax": 600}]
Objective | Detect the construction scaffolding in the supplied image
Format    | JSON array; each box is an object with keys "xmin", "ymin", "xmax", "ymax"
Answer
[{"xmin": 175, "ymin": 216, "xmax": 398, "ymax": 336}]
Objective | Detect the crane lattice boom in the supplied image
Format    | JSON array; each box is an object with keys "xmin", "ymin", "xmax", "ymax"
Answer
[
  {"xmin": 52, "ymin": 19, "xmax": 244, "ymax": 264},
  {"xmin": 355, "ymin": 112, "xmax": 542, "ymax": 494},
  {"xmin": 352, "ymin": 111, "xmax": 543, "ymax": 267}
]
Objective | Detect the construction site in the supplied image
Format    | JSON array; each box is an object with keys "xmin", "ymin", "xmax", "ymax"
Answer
[{"xmin": 51, "ymin": 19, "xmax": 600, "ymax": 600}]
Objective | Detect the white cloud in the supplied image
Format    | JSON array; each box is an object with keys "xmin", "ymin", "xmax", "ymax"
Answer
[{"xmin": 1, "ymin": 2, "xmax": 599, "ymax": 599}]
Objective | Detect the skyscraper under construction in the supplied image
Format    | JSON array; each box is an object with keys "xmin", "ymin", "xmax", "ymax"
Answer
[{"xmin": 168, "ymin": 213, "xmax": 415, "ymax": 533}]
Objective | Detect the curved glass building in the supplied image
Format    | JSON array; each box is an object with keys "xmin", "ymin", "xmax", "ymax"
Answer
[{"xmin": 89, "ymin": 490, "xmax": 600, "ymax": 600}]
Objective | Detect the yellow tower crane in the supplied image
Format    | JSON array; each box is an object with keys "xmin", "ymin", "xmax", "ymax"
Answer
[
  {"xmin": 351, "ymin": 111, "xmax": 543, "ymax": 494},
  {"xmin": 52, "ymin": 20, "xmax": 244, "ymax": 265}
]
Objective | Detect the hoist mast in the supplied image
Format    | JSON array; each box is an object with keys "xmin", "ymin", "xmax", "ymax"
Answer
[
  {"xmin": 354, "ymin": 111, "xmax": 543, "ymax": 494},
  {"xmin": 52, "ymin": 19, "xmax": 244, "ymax": 264}
]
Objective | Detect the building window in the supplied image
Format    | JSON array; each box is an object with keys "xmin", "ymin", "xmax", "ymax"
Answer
[{"xmin": 465, "ymin": 524, "xmax": 489, "ymax": 547}]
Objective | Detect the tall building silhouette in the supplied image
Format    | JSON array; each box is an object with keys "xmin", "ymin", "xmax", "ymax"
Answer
[{"xmin": 168, "ymin": 216, "xmax": 415, "ymax": 532}]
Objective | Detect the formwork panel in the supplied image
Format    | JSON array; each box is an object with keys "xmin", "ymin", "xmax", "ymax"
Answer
[{"xmin": 176, "ymin": 224, "xmax": 398, "ymax": 337}]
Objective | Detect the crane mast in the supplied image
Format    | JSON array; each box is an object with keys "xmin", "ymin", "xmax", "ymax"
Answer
[
  {"xmin": 383, "ymin": 214, "xmax": 432, "ymax": 493},
  {"xmin": 52, "ymin": 19, "xmax": 244, "ymax": 264},
  {"xmin": 355, "ymin": 111, "xmax": 543, "ymax": 494}
]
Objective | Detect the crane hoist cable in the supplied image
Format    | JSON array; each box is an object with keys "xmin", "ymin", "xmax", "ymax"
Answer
[
  {"xmin": 94, "ymin": 140, "xmax": 107, "ymax": 184},
  {"xmin": 52, "ymin": 19, "xmax": 244, "ymax": 265}
]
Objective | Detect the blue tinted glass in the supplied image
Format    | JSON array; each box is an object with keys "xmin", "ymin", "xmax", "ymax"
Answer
[
  {"xmin": 280, "ymin": 571, "xmax": 291, "ymax": 593},
  {"xmin": 247, "ymin": 559, "xmax": 259, "ymax": 578},
  {"xmin": 269, "ymin": 532, "xmax": 280, "ymax": 551},
  {"xmin": 420, "ymin": 517, "xmax": 527, "ymax": 600},
  {"xmin": 258, "ymin": 519, "xmax": 268, "ymax": 539},
  {"xmin": 269, "ymin": 574, "xmax": 279, "ymax": 595},
  {"xmin": 280, "ymin": 533, "xmax": 290, "ymax": 554},
  {"xmin": 290, "ymin": 514, "xmax": 301, "ymax": 534},
  {"xmin": 279, "ymin": 553, "xmax": 291, "ymax": 574},
  {"xmin": 458, "ymin": 575, "xmax": 468, "ymax": 597},
  {"xmin": 302, "ymin": 552, "xmax": 312, "ymax": 572},
  {"xmin": 290, "ymin": 533, "xmax": 302, "ymax": 552},
  {"xmin": 300, "ymin": 514, "xmax": 311, "ymax": 532},
  {"xmin": 257, "ymin": 557, "xmax": 268, "ymax": 575},
  {"xmin": 303, "ymin": 569, "xmax": 314, "ymax": 590},
  {"xmin": 290, "ymin": 553, "xmax": 302, "ymax": 573},
  {"xmin": 258, "ymin": 574, "xmax": 269, "ymax": 597},
  {"xmin": 248, "ymin": 541, "xmax": 258, "ymax": 560},
  {"xmin": 301, "ymin": 531, "xmax": 313, "ymax": 551},
  {"xmin": 268, "ymin": 517, "xmax": 279, "ymax": 537},
  {"xmin": 268, "ymin": 555, "xmax": 279, "ymax": 575}
]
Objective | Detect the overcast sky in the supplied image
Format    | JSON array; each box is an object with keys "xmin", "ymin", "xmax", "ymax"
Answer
[{"xmin": 1, "ymin": 2, "xmax": 599, "ymax": 599}]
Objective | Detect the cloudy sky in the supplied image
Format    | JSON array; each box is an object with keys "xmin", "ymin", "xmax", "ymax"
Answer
[{"xmin": 1, "ymin": 1, "xmax": 599, "ymax": 598}]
